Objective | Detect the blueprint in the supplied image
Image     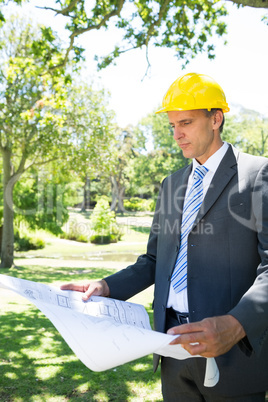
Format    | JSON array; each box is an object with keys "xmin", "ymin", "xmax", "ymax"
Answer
[{"xmin": 0, "ymin": 274, "xmax": 219, "ymax": 387}]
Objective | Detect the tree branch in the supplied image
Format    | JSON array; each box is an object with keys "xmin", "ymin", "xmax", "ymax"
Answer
[
  {"xmin": 145, "ymin": 0, "xmax": 171, "ymax": 47},
  {"xmin": 142, "ymin": 46, "xmax": 151, "ymax": 81},
  {"xmin": 42, "ymin": 0, "xmax": 126, "ymax": 72},
  {"xmin": 141, "ymin": 0, "xmax": 171, "ymax": 79},
  {"xmin": 225, "ymin": 0, "xmax": 268, "ymax": 8},
  {"xmin": 36, "ymin": 0, "xmax": 80, "ymax": 16}
]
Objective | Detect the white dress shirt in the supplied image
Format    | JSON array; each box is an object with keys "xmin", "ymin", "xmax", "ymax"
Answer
[{"xmin": 167, "ymin": 142, "xmax": 229, "ymax": 312}]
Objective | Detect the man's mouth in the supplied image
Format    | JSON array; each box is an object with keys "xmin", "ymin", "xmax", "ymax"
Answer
[{"xmin": 179, "ymin": 143, "xmax": 190, "ymax": 149}]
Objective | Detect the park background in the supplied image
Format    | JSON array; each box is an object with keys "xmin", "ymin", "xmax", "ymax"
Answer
[{"xmin": 0, "ymin": 0, "xmax": 268, "ymax": 400}]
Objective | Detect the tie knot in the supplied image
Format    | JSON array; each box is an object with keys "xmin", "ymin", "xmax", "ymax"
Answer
[{"xmin": 194, "ymin": 165, "xmax": 208, "ymax": 181}]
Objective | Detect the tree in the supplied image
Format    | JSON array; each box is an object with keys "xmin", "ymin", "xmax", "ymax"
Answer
[
  {"xmin": 1, "ymin": 1, "xmax": 267, "ymax": 77},
  {"xmin": 224, "ymin": 112, "xmax": 268, "ymax": 157},
  {"xmin": 0, "ymin": 16, "xmax": 74, "ymax": 267},
  {"xmin": 12, "ymin": 165, "xmax": 70, "ymax": 235},
  {"xmin": 1, "ymin": 1, "xmax": 267, "ymax": 74},
  {"xmin": 65, "ymin": 82, "xmax": 117, "ymax": 211},
  {"xmin": 89, "ymin": 196, "xmax": 120, "ymax": 244},
  {"xmin": 109, "ymin": 127, "xmax": 139, "ymax": 213},
  {"xmin": 1, "ymin": 0, "xmax": 227, "ymax": 71}
]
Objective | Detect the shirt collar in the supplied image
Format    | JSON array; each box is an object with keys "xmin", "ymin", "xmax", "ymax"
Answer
[{"xmin": 193, "ymin": 142, "xmax": 229, "ymax": 174}]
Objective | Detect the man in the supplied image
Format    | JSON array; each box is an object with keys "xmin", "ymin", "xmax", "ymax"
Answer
[{"xmin": 61, "ymin": 73, "xmax": 268, "ymax": 401}]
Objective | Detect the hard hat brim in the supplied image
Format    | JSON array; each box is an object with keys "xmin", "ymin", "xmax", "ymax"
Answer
[{"xmin": 155, "ymin": 105, "xmax": 230, "ymax": 114}]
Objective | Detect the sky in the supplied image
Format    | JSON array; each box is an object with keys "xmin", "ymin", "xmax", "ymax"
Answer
[{"xmin": 4, "ymin": 1, "xmax": 268, "ymax": 127}]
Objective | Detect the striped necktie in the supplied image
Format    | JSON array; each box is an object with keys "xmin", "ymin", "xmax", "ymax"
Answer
[{"xmin": 171, "ymin": 165, "xmax": 209, "ymax": 293}]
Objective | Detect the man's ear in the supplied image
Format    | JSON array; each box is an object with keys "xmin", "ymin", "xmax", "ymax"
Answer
[{"xmin": 213, "ymin": 110, "xmax": 224, "ymax": 130}]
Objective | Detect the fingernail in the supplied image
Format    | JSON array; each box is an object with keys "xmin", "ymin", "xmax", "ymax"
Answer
[{"xmin": 167, "ymin": 329, "xmax": 175, "ymax": 335}]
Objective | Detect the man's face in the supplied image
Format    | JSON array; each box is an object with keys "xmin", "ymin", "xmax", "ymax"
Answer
[{"xmin": 167, "ymin": 109, "xmax": 223, "ymax": 164}]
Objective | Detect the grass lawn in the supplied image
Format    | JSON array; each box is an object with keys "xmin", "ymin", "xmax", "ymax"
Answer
[
  {"xmin": 0, "ymin": 215, "xmax": 163, "ymax": 402},
  {"xmin": 0, "ymin": 266, "xmax": 162, "ymax": 402}
]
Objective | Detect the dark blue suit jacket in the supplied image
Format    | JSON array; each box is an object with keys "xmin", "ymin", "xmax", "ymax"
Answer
[{"xmin": 105, "ymin": 145, "xmax": 268, "ymax": 396}]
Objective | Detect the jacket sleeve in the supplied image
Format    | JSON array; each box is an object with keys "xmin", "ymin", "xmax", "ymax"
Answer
[
  {"xmin": 103, "ymin": 180, "xmax": 165, "ymax": 301},
  {"xmin": 229, "ymin": 162, "xmax": 268, "ymax": 356}
]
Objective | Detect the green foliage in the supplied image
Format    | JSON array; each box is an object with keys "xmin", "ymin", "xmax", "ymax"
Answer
[
  {"xmin": 90, "ymin": 234, "xmax": 115, "ymax": 244},
  {"xmin": 0, "ymin": 15, "xmax": 83, "ymax": 266},
  {"xmin": 13, "ymin": 170, "xmax": 69, "ymax": 235},
  {"xmin": 60, "ymin": 230, "xmax": 88, "ymax": 243},
  {"xmin": 1, "ymin": 0, "xmax": 228, "ymax": 71},
  {"xmin": 140, "ymin": 112, "xmax": 177, "ymax": 152},
  {"xmin": 236, "ymin": 117, "xmax": 268, "ymax": 157},
  {"xmin": 14, "ymin": 229, "xmax": 45, "ymax": 251},
  {"xmin": 76, "ymin": 0, "xmax": 228, "ymax": 69},
  {"xmin": 0, "ymin": 14, "xmax": 118, "ymax": 268},
  {"xmin": 89, "ymin": 197, "xmax": 121, "ymax": 244},
  {"xmin": 109, "ymin": 127, "xmax": 143, "ymax": 213},
  {"xmin": 0, "ymin": 15, "xmax": 73, "ymax": 164},
  {"xmin": 62, "ymin": 179, "xmax": 84, "ymax": 208},
  {"xmin": 124, "ymin": 197, "xmax": 155, "ymax": 212},
  {"xmin": 223, "ymin": 111, "xmax": 268, "ymax": 157},
  {"xmin": 60, "ymin": 215, "xmax": 89, "ymax": 243},
  {"xmin": 128, "ymin": 112, "xmax": 189, "ymax": 201},
  {"xmin": 2, "ymin": 0, "xmax": 268, "ymax": 75},
  {"xmin": 65, "ymin": 81, "xmax": 117, "ymax": 179}
]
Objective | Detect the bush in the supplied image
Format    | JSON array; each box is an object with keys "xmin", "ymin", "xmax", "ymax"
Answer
[
  {"xmin": 30, "ymin": 237, "xmax": 46, "ymax": 250},
  {"xmin": 14, "ymin": 232, "xmax": 45, "ymax": 251},
  {"xmin": 14, "ymin": 226, "xmax": 46, "ymax": 251},
  {"xmin": 124, "ymin": 197, "xmax": 155, "ymax": 212},
  {"xmin": 60, "ymin": 215, "xmax": 90, "ymax": 243},
  {"xmin": 60, "ymin": 232, "xmax": 88, "ymax": 243},
  {"xmin": 89, "ymin": 197, "xmax": 121, "ymax": 244},
  {"xmin": 90, "ymin": 234, "xmax": 114, "ymax": 244},
  {"xmin": 60, "ymin": 229, "xmax": 88, "ymax": 243}
]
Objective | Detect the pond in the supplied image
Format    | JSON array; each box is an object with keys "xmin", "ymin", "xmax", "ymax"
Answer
[{"xmin": 79, "ymin": 251, "xmax": 141, "ymax": 262}]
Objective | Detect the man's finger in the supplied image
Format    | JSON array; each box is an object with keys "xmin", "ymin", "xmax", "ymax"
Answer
[
  {"xmin": 83, "ymin": 286, "xmax": 95, "ymax": 300},
  {"xmin": 167, "ymin": 322, "xmax": 204, "ymax": 336},
  {"xmin": 60, "ymin": 283, "xmax": 86, "ymax": 292}
]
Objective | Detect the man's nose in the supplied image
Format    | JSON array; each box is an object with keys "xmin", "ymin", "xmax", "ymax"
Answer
[{"xmin": 173, "ymin": 127, "xmax": 183, "ymax": 140}]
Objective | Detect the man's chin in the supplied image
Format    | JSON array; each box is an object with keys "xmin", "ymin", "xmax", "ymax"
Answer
[{"xmin": 181, "ymin": 149, "xmax": 193, "ymax": 159}]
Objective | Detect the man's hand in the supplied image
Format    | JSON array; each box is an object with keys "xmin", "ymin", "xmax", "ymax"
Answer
[
  {"xmin": 60, "ymin": 280, "xmax": 110, "ymax": 301},
  {"xmin": 167, "ymin": 315, "xmax": 246, "ymax": 358}
]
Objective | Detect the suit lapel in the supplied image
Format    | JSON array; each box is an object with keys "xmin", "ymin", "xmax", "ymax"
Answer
[
  {"xmin": 175, "ymin": 163, "xmax": 192, "ymax": 227},
  {"xmin": 194, "ymin": 145, "xmax": 238, "ymax": 227},
  {"xmin": 167, "ymin": 163, "xmax": 192, "ymax": 253}
]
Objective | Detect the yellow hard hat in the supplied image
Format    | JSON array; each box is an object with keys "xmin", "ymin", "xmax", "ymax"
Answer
[{"xmin": 156, "ymin": 72, "xmax": 230, "ymax": 114}]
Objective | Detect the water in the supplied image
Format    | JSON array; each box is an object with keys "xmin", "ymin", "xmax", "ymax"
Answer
[{"xmin": 86, "ymin": 252, "xmax": 140, "ymax": 262}]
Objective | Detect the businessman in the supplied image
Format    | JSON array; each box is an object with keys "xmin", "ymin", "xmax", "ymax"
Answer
[{"xmin": 61, "ymin": 73, "xmax": 268, "ymax": 401}]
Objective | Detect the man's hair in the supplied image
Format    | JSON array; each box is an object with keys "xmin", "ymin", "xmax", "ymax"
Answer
[{"xmin": 203, "ymin": 108, "xmax": 225, "ymax": 134}]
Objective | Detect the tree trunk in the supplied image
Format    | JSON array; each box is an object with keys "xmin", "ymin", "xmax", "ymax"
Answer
[
  {"xmin": 110, "ymin": 176, "xmax": 125, "ymax": 213},
  {"xmin": 81, "ymin": 175, "xmax": 90, "ymax": 211},
  {"xmin": 0, "ymin": 149, "xmax": 15, "ymax": 268}
]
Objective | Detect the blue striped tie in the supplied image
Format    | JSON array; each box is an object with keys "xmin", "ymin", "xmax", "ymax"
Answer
[{"xmin": 171, "ymin": 165, "xmax": 209, "ymax": 293}]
